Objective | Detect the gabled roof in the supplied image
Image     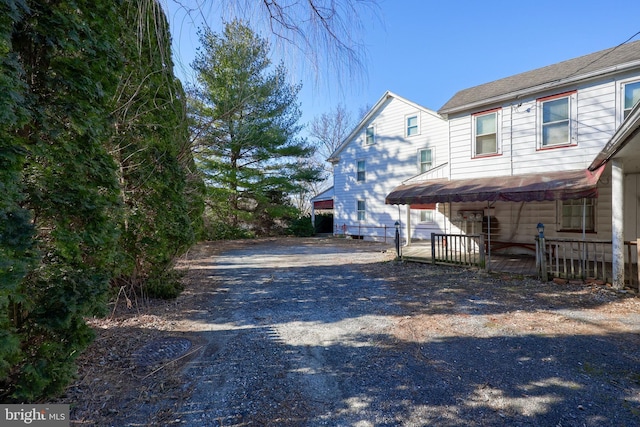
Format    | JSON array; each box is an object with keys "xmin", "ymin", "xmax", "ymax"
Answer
[
  {"xmin": 310, "ymin": 186, "xmax": 334, "ymax": 202},
  {"xmin": 327, "ymin": 91, "xmax": 443, "ymax": 162},
  {"xmin": 590, "ymin": 100, "xmax": 640, "ymax": 173},
  {"xmin": 439, "ymin": 39, "xmax": 640, "ymax": 116}
]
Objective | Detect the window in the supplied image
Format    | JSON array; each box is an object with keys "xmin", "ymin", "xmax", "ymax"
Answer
[
  {"xmin": 420, "ymin": 210, "xmax": 434, "ymax": 223},
  {"xmin": 623, "ymin": 80, "xmax": 640, "ymax": 119},
  {"xmin": 538, "ymin": 92, "xmax": 576, "ymax": 148},
  {"xmin": 560, "ymin": 198, "xmax": 595, "ymax": 231},
  {"xmin": 406, "ymin": 115, "xmax": 419, "ymax": 136},
  {"xmin": 356, "ymin": 160, "xmax": 366, "ymax": 182},
  {"xmin": 418, "ymin": 148, "xmax": 432, "ymax": 173},
  {"xmin": 542, "ymin": 97, "xmax": 569, "ymax": 146},
  {"xmin": 357, "ymin": 200, "xmax": 366, "ymax": 221},
  {"xmin": 365, "ymin": 125, "xmax": 375, "ymax": 145},
  {"xmin": 473, "ymin": 110, "xmax": 498, "ymax": 156}
]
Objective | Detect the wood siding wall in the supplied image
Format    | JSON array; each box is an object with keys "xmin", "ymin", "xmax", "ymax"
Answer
[
  {"xmin": 333, "ymin": 96, "xmax": 448, "ymax": 238},
  {"xmin": 447, "ymin": 77, "xmax": 632, "ymax": 180}
]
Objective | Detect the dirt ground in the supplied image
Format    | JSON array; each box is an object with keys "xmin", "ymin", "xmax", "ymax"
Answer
[{"xmin": 56, "ymin": 237, "xmax": 640, "ymax": 426}]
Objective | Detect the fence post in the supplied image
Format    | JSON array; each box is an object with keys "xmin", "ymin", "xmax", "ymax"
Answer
[
  {"xmin": 478, "ymin": 234, "xmax": 485, "ymax": 269},
  {"xmin": 538, "ymin": 236, "xmax": 548, "ymax": 282},
  {"xmin": 431, "ymin": 233, "xmax": 436, "ymax": 265},
  {"xmin": 637, "ymin": 238, "xmax": 640, "ymax": 292}
]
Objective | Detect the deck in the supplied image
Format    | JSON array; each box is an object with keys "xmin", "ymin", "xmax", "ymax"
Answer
[{"xmin": 401, "ymin": 243, "xmax": 538, "ymax": 277}]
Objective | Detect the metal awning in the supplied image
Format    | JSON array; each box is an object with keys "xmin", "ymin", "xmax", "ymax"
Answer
[
  {"xmin": 313, "ymin": 199, "xmax": 334, "ymax": 209},
  {"xmin": 386, "ymin": 166, "xmax": 605, "ymax": 205}
]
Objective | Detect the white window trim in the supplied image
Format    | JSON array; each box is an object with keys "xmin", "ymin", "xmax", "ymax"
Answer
[
  {"xmin": 472, "ymin": 109, "xmax": 501, "ymax": 157},
  {"xmin": 357, "ymin": 199, "xmax": 366, "ymax": 221},
  {"xmin": 419, "ymin": 209, "xmax": 434, "ymax": 223},
  {"xmin": 619, "ymin": 77, "xmax": 640, "ymax": 126},
  {"xmin": 405, "ymin": 113, "xmax": 420, "ymax": 137},
  {"xmin": 537, "ymin": 92, "xmax": 578, "ymax": 149},
  {"xmin": 365, "ymin": 124, "xmax": 375, "ymax": 145},
  {"xmin": 356, "ymin": 159, "xmax": 366, "ymax": 182},
  {"xmin": 417, "ymin": 147, "xmax": 434, "ymax": 173},
  {"xmin": 557, "ymin": 198, "xmax": 596, "ymax": 232}
]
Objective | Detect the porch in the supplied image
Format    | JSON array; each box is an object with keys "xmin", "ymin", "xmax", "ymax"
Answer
[
  {"xmin": 399, "ymin": 236, "xmax": 639, "ymax": 289},
  {"xmin": 400, "ymin": 241, "xmax": 538, "ymax": 277}
]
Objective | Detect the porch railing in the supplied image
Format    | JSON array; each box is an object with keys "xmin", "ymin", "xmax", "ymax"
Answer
[
  {"xmin": 431, "ymin": 233, "xmax": 485, "ymax": 267},
  {"xmin": 536, "ymin": 237, "xmax": 638, "ymax": 288}
]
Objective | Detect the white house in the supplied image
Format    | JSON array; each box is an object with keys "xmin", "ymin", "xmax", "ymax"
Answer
[
  {"xmin": 385, "ymin": 40, "xmax": 640, "ymax": 288},
  {"xmin": 327, "ymin": 91, "xmax": 448, "ymax": 241}
]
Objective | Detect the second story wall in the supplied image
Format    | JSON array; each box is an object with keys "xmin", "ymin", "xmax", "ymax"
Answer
[
  {"xmin": 447, "ymin": 72, "xmax": 640, "ymax": 180},
  {"xmin": 331, "ymin": 93, "xmax": 448, "ymax": 228}
]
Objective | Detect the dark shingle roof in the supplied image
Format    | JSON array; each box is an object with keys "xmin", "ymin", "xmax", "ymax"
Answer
[{"xmin": 439, "ymin": 40, "xmax": 640, "ymax": 115}]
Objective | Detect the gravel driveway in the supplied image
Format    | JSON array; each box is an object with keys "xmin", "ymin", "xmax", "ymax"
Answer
[{"xmin": 168, "ymin": 238, "xmax": 640, "ymax": 426}]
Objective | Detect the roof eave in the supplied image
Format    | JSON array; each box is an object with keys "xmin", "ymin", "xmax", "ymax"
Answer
[
  {"xmin": 439, "ymin": 60, "xmax": 640, "ymax": 116},
  {"xmin": 589, "ymin": 101, "xmax": 640, "ymax": 171}
]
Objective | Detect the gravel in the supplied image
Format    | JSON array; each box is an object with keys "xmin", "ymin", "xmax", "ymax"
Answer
[
  {"xmin": 59, "ymin": 237, "xmax": 640, "ymax": 426},
  {"xmin": 168, "ymin": 238, "xmax": 640, "ymax": 426}
]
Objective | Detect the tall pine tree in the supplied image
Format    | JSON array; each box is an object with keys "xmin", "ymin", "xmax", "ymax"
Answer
[{"xmin": 189, "ymin": 20, "xmax": 321, "ymax": 236}]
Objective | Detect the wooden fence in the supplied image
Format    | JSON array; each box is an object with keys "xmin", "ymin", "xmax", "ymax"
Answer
[
  {"xmin": 537, "ymin": 237, "xmax": 638, "ymax": 288},
  {"xmin": 430, "ymin": 233, "xmax": 485, "ymax": 267}
]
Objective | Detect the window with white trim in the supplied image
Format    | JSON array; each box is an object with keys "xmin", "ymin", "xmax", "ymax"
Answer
[
  {"xmin": 365, "ymin": 125, "xmax": 375, "ymax": 145},
  {"xmin": 356, "ymin": 160, "xmax": 366, "ymax": 182},
  {"xmin": 406, "ymin": 115, "xmax": 419, "ymax": 136},
  {"xmin": 357, "ymin": 200, "xmax": 366, "ymax": 221},
  {"xmin": 538, "ymin": 92, "xmax": 576, "ymax": 148},
  {"xmin": 473, "ymin": 110, "xmax": 498, "ymax": 156},
  {"xmin": 418, "ymin": 148, "xmax": 432, "ymax": 173},
  {"xmin": 420, "ymin": 210, "xmax": 434, "ymax": 223},
  {"xmin": 560, "ymin": 198, "xmax": 595, "ymax": 232},
  {"xmin": 623, "ymin": 80, "xmax": 640, "ymax": 119}
]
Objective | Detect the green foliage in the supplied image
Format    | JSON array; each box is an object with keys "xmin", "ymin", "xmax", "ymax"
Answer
[
  {"xmin": 287, "ymin": 215, "xmax": 315, "ymax": 237},
  {"xmin": 202, "ymin": 214, "xmax": 255, "ymax": 241},
  {"xmin": 110, "ymin": 1, "xmax": 204, "ymax": 297},
  {"xmin": 0, "ymin": 0, "xmax": 125, "ymax": 401},
  {"xmin": 0, "ymin": 0, "xmax": 33, "ymax": 382},
  {"xmin": 143, "ymin": 270, "xmax": 185, "ymax": 300},
  {"xmin": 0, "ymin": 0, "xmax": 203, "ymax": 402},
  {"xmin": 189, "ymin": 20, "xmax": 322, "ymax": 236}
]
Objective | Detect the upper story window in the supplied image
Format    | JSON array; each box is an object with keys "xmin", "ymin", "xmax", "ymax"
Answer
[
  {"xmin": 418, "ymin": 148, "xmax": 432, "ymax": 173},
  {"xmin": 623, "ymin": 80, "xmax": 640, "ymax": 119},
  {"xmin": 473, "ymin": 109, "xmax": 499, "ymax": 156},
  {"xmin": 365, "ymin": 125, "xmax": 375, "ymax": 145},
  {"xmin": 538, "ymin": 91, "xmax": 576, "ymax": 148},
  {"xmin": 356, "ymin": 160, "xmax": 366, "ymax": 182},
  {"xmin": 406, "ymin": 115, "xmax": 419, "ymax": 136}
]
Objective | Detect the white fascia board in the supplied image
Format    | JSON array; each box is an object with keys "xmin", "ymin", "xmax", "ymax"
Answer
[{"xmin": 327, "ymin": 91, "xmax": 444, "ymax": 161}]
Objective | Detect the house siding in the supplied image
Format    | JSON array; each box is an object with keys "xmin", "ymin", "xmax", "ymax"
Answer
[
  {"xmin": 332, "ymin": 94, "xmax": 448, "ymax": 240},
  {"xmin": 447, "ymin": 77, "xmax": 630, "ymax": 180}
]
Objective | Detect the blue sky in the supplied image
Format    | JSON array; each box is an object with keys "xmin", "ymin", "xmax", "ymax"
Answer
[{"xmin": 164, "ymin": 0, "xmax": 640, "ymax": 134}]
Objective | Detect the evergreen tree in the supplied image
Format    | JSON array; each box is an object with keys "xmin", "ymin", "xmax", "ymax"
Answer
[
  {"xmin": 189, "ymin": 20, "xmax": 321, "ymax": 235},
  {"xmin": 111, "ymin": 1, "xmax": 204, "ymax": 298},
  {"xmin": 2, "ymin": 0, "xmax": 124, "ymax": 400},
  {"xmin": 0, "ymin": 0, "xmax": 35, "ymax": 384}
]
